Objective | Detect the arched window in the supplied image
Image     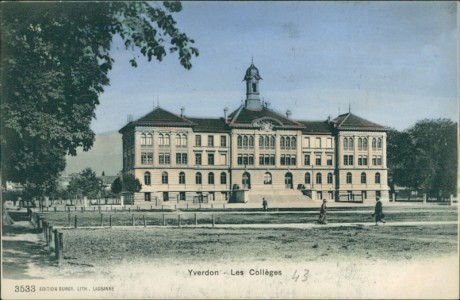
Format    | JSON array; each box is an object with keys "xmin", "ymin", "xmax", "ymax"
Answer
[
  {"xmin": 176, "ymin": 134, "xmax": 181, "ymax": 146},
  {"xmin": 237, "ymin": 136, "xmax": 242, "ymax": 148},
  {"xmin": 316, "ymin": 173, "xmax": 322, "ymax": 184},
  {"xmin": 220, "ymin": 172, "xmax": 227, "ymax": 185},
  {"xmin": 144, "ymin": 172, "xmax": 151, "ymax": 185},
  {"xmin": 346, "ymin": 172, "xmax": 352, "ymax": 184},
  {"xmin": 195, "ymin": 172, "xmax": 202, "ymax": 184},
  {"xmin": 264, "ymin": 172, "xmax": 272, "ymax": 185},
  {"xmin": 327, "ymin": 173, "xmax": 333, "ymax": 184},
  {"xmin": 377, "ymin": 138, "xmax": 382, "ymax": 149},
  {"xmin": 208, "ymin": 172, "xmax": 214, "ymax": 184},
  {"xmin": 363, "ymin": 138, "xmax": 368, "ymax": 150},
  {"xmin": 243, "ymin": 136, "xmax": 249, "ymax": 147},
  {"xmin": 182, "ymin": 134, "xmax": 187, "ymax": 146},
  {"xmin": 249, "ymin": 136, "xmax": 254, "ymax": 148},
  {"xmin": 286, "ymin": 137, "xmax": 291, "ymax": 149},
  {"xmin": 264, "ymin": 136, "xmax": 269, "ymax": 148},
  {"xmin": 179, "ymin": 172, "xmax": 185, "ymax": 184},
  {"xmin": 165, "ymin": 134, "xmax": 170, "ymax": 146},
  {"xmin": 259, "ymin": 136, "xmax": 264, "ymax": 148},
  {"xmin": 343, "ymin": 138, "xmax": 349, "ymax": 150},
  {"xmin": 161, "ymin": 172, "xmax": 168, "ymax": 184},
  {"xmin": 375, "ymin": 172, "xmax": 381, "ymax": 184},
  {"xmin": 372, "ymin": 138, "xmax": 377, "ymax": 149},
  {"xmin": 358, "ymin": 138, "xmax": 363, "ymax": 150},
  {"xmin": 361, "ymin": 172, "xmax": 367, "ymax": 184},
  {"xmin": 305, "ymin": 173, "xmax": 311, "ymax": 184},
  {"xmin": 270, "ymin": 136, "xmax": 275, "ymax": 148},
  {"xmin": 141, "ymin": 133, "xmax": 147, "ymax": 145},
  {"xmin": 349, "ymin": 138, "xmax": 354, "ymax": 150},
  {"xmin": 280, "ymin": 136, "xmax": 285, "ymax": 149},
  {"xmin": 159, "ymin": 134, "xmax": 164, "ymax": 145}
]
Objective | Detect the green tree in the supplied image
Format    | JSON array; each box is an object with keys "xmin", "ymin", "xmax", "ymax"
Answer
[
  {"xmin": 67, "ymin": 168, "xmax": 101, "ymax": 199},
  {"xmin": 1, "ymin": 2, "xmax": 198, "ymax": 198},
  {"xmin": 387, "ymin": 119, "xmax": 457, "ymax": 199},
  {"xmin": 122, "ymin": 174, "xmax": 142, "ymax": 193},
  {"xmin": 111, "ymin": 177, "xmax": 123, "ymax": 195}
]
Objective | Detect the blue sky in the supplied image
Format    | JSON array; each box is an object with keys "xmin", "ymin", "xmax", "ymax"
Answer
[{"xmin": 92, "ymin": 1, "xmax": 457, "ymax": 133}]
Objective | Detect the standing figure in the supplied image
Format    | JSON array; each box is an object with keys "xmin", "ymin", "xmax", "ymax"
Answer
[
  {"xmin": 318, "ymin": 199, "xmax": 327, "ymax": 224},
  {"xmin": 262, "ymin": 198, "xmax": 268, "ymax": 211},
  {"xmin": 372, "ymin": 197, "xmax": 385, "ymax": 225}
]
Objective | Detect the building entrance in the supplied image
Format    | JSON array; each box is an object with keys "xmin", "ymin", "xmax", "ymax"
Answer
[
  {"xmin": 242, "ymin": 172, "xmax": 251, "ymax": 189},
  {"xmin": 285, "ymin": 173, "xmax": 293, "ymax": 189}
]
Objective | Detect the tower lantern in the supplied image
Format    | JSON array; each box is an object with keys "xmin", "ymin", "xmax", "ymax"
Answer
[{"xmin": 243, "ymin": 62, "xmax": 263, "ymax": 111}]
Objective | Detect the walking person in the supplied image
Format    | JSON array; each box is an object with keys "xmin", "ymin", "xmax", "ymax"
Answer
[
  {"xmin": 372, "ymin": 197, "xmax": 385, "ymax": 225},
  {"xmin": 317, "ymin": 199, "xmax": 327, "ymax": 224},
  {"xmin": 262, "ymin": 198, "xmax": 268, "ymax": 211}
]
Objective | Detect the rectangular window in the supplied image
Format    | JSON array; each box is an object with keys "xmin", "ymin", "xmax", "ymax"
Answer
[
  {"xmin": 159, "ymin": 153, "xmax": 170, "ymax": 165},
  {"xmin": 176, "ymin": 153, "xmax": 188, "ymax": 165},
  {"xmin": 243, "ymin": 155, "xmax": 248, "ymax": 166},
  {"xmin": 317, "ymin": 191, "xmax": 323, "ymax": 200},
  {"xmin": 144, "ymin": 192, "xmax": 151, "ymax": 202},
  {"xmin": 195, "ymin": 135, "xmax": 201, "ymax": 146},
  {"xmin": 281, "ymin": 155, "xmax": 286, "ymax": 166},
  {"xmin": 304, "ymin": 137, "xmax": 310, "ymax": 148},
  {"xmin": 238, "ymin": 155, "xmax": 243, "ymax": 165},
  {"xmin": 376, "ymin": 191, "xmax": 381, "ymax": 198},
  {"xmin": 179, "ymin": 192, "xmax": 186, "ymax": 201},
  {"xmin": 315, "ymin": 156, "xmax": 321, "ymax": 166},
  {"xmin": 291, "ymin": 156, "xmax": 296, "ymax": 165},
  {"xmin": 163, "ymin": 192, "xmax": 169, "ymax": 201},
  {"xmin": 326, "ymin": 138, "xmax": 332, "ymax": 148},
  {"xmin": 195, "ymin": 153, "xmax": 202, "ymax": 165},
  {"xmin": 220, "ymin": 136, "xmax": 227, "ymax": 147},
  {"xmin": 316, "ymin": 137, "xmax": 321, "ymax": 148},
  {"xmin": 208, "ymin": 135, "xmax": 214, "ymax": 147},
  {"xmin": 141, "ymin": 152, "xmax": 148, "ymax": 164},
  {"xmin": 220, "ymin": 153, "xmax": 227, "ymax": 165},
  {"xmin": 270, "ymin": 155, "xmax": 275, "ymax": 165},
  {"xmin": 208, "ymin": 153, "xmax": 214, "ymax": 165},
  {"xmin": 363, "ymin": 156, "xmax": 368, "ymax": 166},
  {"xmin": 264, "ymin": 155, "xmax": 270, "ymax": 165},
  {"xmin": 377, "ymin": 156, "xmax": 382, "ymax": 166},
  {"xmin": 348, "ymin": 155, "xmax": 353, "ymax": 166},
  {"xmin": 259, "ymin": 155, "xmax": 264, "ymax": 165},
  {"xmin": 358, "ymin": 156, "xmax": 363, "ymax": 166},
  {"xmin": 304, "ymin": 154, "xmax": 310, "ymax": 165},
  {"xmin": 328, "ymin": 191, "xmax": 334, "ymax": 200},
  {"xmin": 327, "ymin": 155, "xmax": 333, "ymax": 166},
  {"xmin": 248, "ymin": 155, "xmax": 254, "ymax": 165}
]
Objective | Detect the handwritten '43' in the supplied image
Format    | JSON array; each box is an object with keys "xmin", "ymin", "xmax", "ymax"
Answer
[{"xmin": 292, "ymin": 269, "xmax": 310, "ymax": 282}]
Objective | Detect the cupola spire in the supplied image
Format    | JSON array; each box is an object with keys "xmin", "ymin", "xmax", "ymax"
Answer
[{"xmin": 243, "ymin": 61, "xmax": 263, "ymax": 111}]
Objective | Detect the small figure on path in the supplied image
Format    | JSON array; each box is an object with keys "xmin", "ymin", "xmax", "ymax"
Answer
[
  {"xmin": 317, "ymin": 199, "xmax": 327, "ymax": 224},
  {"xmin": 372, "ymin": 197, "xmax": 385, "ymax": 225},
  {"xmin": 262, "ymin": 198, "xmax": 268, "ymax": 211}
]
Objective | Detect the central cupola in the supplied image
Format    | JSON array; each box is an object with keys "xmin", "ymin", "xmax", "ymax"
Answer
[{"xmin": 243, "ymin": 62, "xmax": 263, "ymax": 111}]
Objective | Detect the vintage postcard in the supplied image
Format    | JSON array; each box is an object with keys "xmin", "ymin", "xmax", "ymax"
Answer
[{"xmin": 1, "ymin": 1, "xmax": 458, "ymax": 299}]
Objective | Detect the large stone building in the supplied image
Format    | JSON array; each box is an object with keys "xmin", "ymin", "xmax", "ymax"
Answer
[{"xmin": 119, "ymin": 63, "xmax": 389, "ymax": 205}]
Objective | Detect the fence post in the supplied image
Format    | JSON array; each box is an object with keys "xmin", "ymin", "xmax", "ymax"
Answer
[
  {"xmin": 81, "ymin": 207, "xmax": 84, "ymax": 213},
  {"xmin": 58, "ymin": 232, "xmax": 64, "ymax": 265},
  {"xmin": 143, "ymin": 215, "xmax": 146, "ymax": 227},
  {"xmin": 132, "ymin": 214, "xmax": 135, "ymax": 226},
  {"xmin": 48, "ymin": 226, "xmax": 53, "ymax": 249},
  {"xmin": 223, "ymin": 204, "xmax": 226, "ymax": 210},
  {"xmin": 74, "ymin": 215, "xmax": 78, "ymax": 228},
  {"xmin": 100, "ymin": 214, "xmax": 103, "ymax": 227},
  {"xmin": 178, "ymin": 215, "xmax": 181, "ymax": 228},
  {"xmin": 212, "ymin": 215, "xmax": 215, "ymax": 228},
  {"xmin": 54, "ymin": 230, "xmax": 59, "ymax": 258},
  {"xmin": 195, "ymin": 213, "xmax": 197, "ymax": 226},
  {"xmin": 43, "ymin": 221, "xmax": 48, "ymax": 245},
  {"xmin": 163, "ymin": 214, "xmax": 165, "ymax": 226},
  {"xmin": 68, "ymin": 213, "xmax": 71, "ymax": 227},
  {"xmin": 392, "ymin": 193, "xmax": 396, "ymax": 202},
  {"xmin": 54, "ymin": 207, "xmax": 57, "ymax": 213},
  {"xmin": 187, "ymin": 204, "xmax": 189, "ymax": 209},
  {"xmin": 109, "ymin": 215, "xmax": 112, "ymax": 227},
  {"xmin": 37, "ymin": 216, "xmax": 42, "ymax": 233},
  {"xmin": 423, "ymin": 194, "xmax": 427, "ymax": 204}
]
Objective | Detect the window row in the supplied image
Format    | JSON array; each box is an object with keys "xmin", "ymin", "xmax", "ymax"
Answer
[
  {"xmin": 304, "ymin": 154, "xmax": 333, "ymax": 166},
  {"xmin": 280, "ymin": 136, "xmax": 297, "ymax": 150},
  {"xmin": 144, "ymin": 171, "xmax": 228, "ymax": 185},
  {"xmin": 237, "ymin": 135, "xmax": 255, "ymax": 149},
  {"xmin": 237, "ymin": 154, "xmax": 254, "ymax": 166},
  {"xmin": 259, "ymin": 135, "xmax": 276, "ymax": 149},
  {"xmin": 344, "ymin": 155, "xmax": 382, "ymax": 166},
  {"xmin": 140, "ymin": 133, "xmax": 153, "ymax": 145},
  {"xmin": 195, "ymin": 135, "xmax": 227, "ymax": 147},
  {"xmin": 344, "ymin": 172, "xmax": 381, "ymax": 184},
  {"xmin": 304, "ymin": 172, "xmax": 334, "ymax": 184},
  {"xmin": 344, "ymin": 137, "xmax": 383, "ymax": 150}
]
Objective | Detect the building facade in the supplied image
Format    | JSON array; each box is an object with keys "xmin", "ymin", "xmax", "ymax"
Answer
[{"xmin": 119, "ymin": 64, "xmax": 389, "ymax": 205}]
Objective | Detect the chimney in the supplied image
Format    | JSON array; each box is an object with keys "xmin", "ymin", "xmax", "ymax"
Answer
[
  {"xmin": 180, "ymin": 107, "xmax": 185, "ymax": 118},
  {"xmin": 286, "ymin": 110, "xmax": 292, "ymax": 119},
  {"xmin": 224, "ymin": 107, "xmax": 228, "ymax": 123},
  {"xmin": 127, "ymin": 114, "xmax": 133, "ymax": 123}
]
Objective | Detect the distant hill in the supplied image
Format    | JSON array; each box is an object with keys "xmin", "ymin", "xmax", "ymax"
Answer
[{"xmin": 64, "ymin": 131, "xmax": 122, "ymax": 176}]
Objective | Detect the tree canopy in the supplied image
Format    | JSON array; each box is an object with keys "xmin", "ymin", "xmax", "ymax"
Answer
[
  {"xmin": 67, "ymin": 168, "xmax": 101, "ymax": 199},
  {"xmin": 1, "ymin": 2, "xmax": 198, "ymax": 196},
  {"xmin": 387, "ymin": 119, "xmax": 457, "ymax": 199}
]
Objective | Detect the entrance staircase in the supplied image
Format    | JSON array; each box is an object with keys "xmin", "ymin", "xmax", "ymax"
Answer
[{"xmin": 244, "ymin": 188, "xmax": 315, "ymax": 207}]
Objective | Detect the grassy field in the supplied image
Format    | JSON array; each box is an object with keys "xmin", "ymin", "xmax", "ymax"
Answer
[{"xmin": 36, "ymin": 206, "xmax": 458, "ymax": 227}]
